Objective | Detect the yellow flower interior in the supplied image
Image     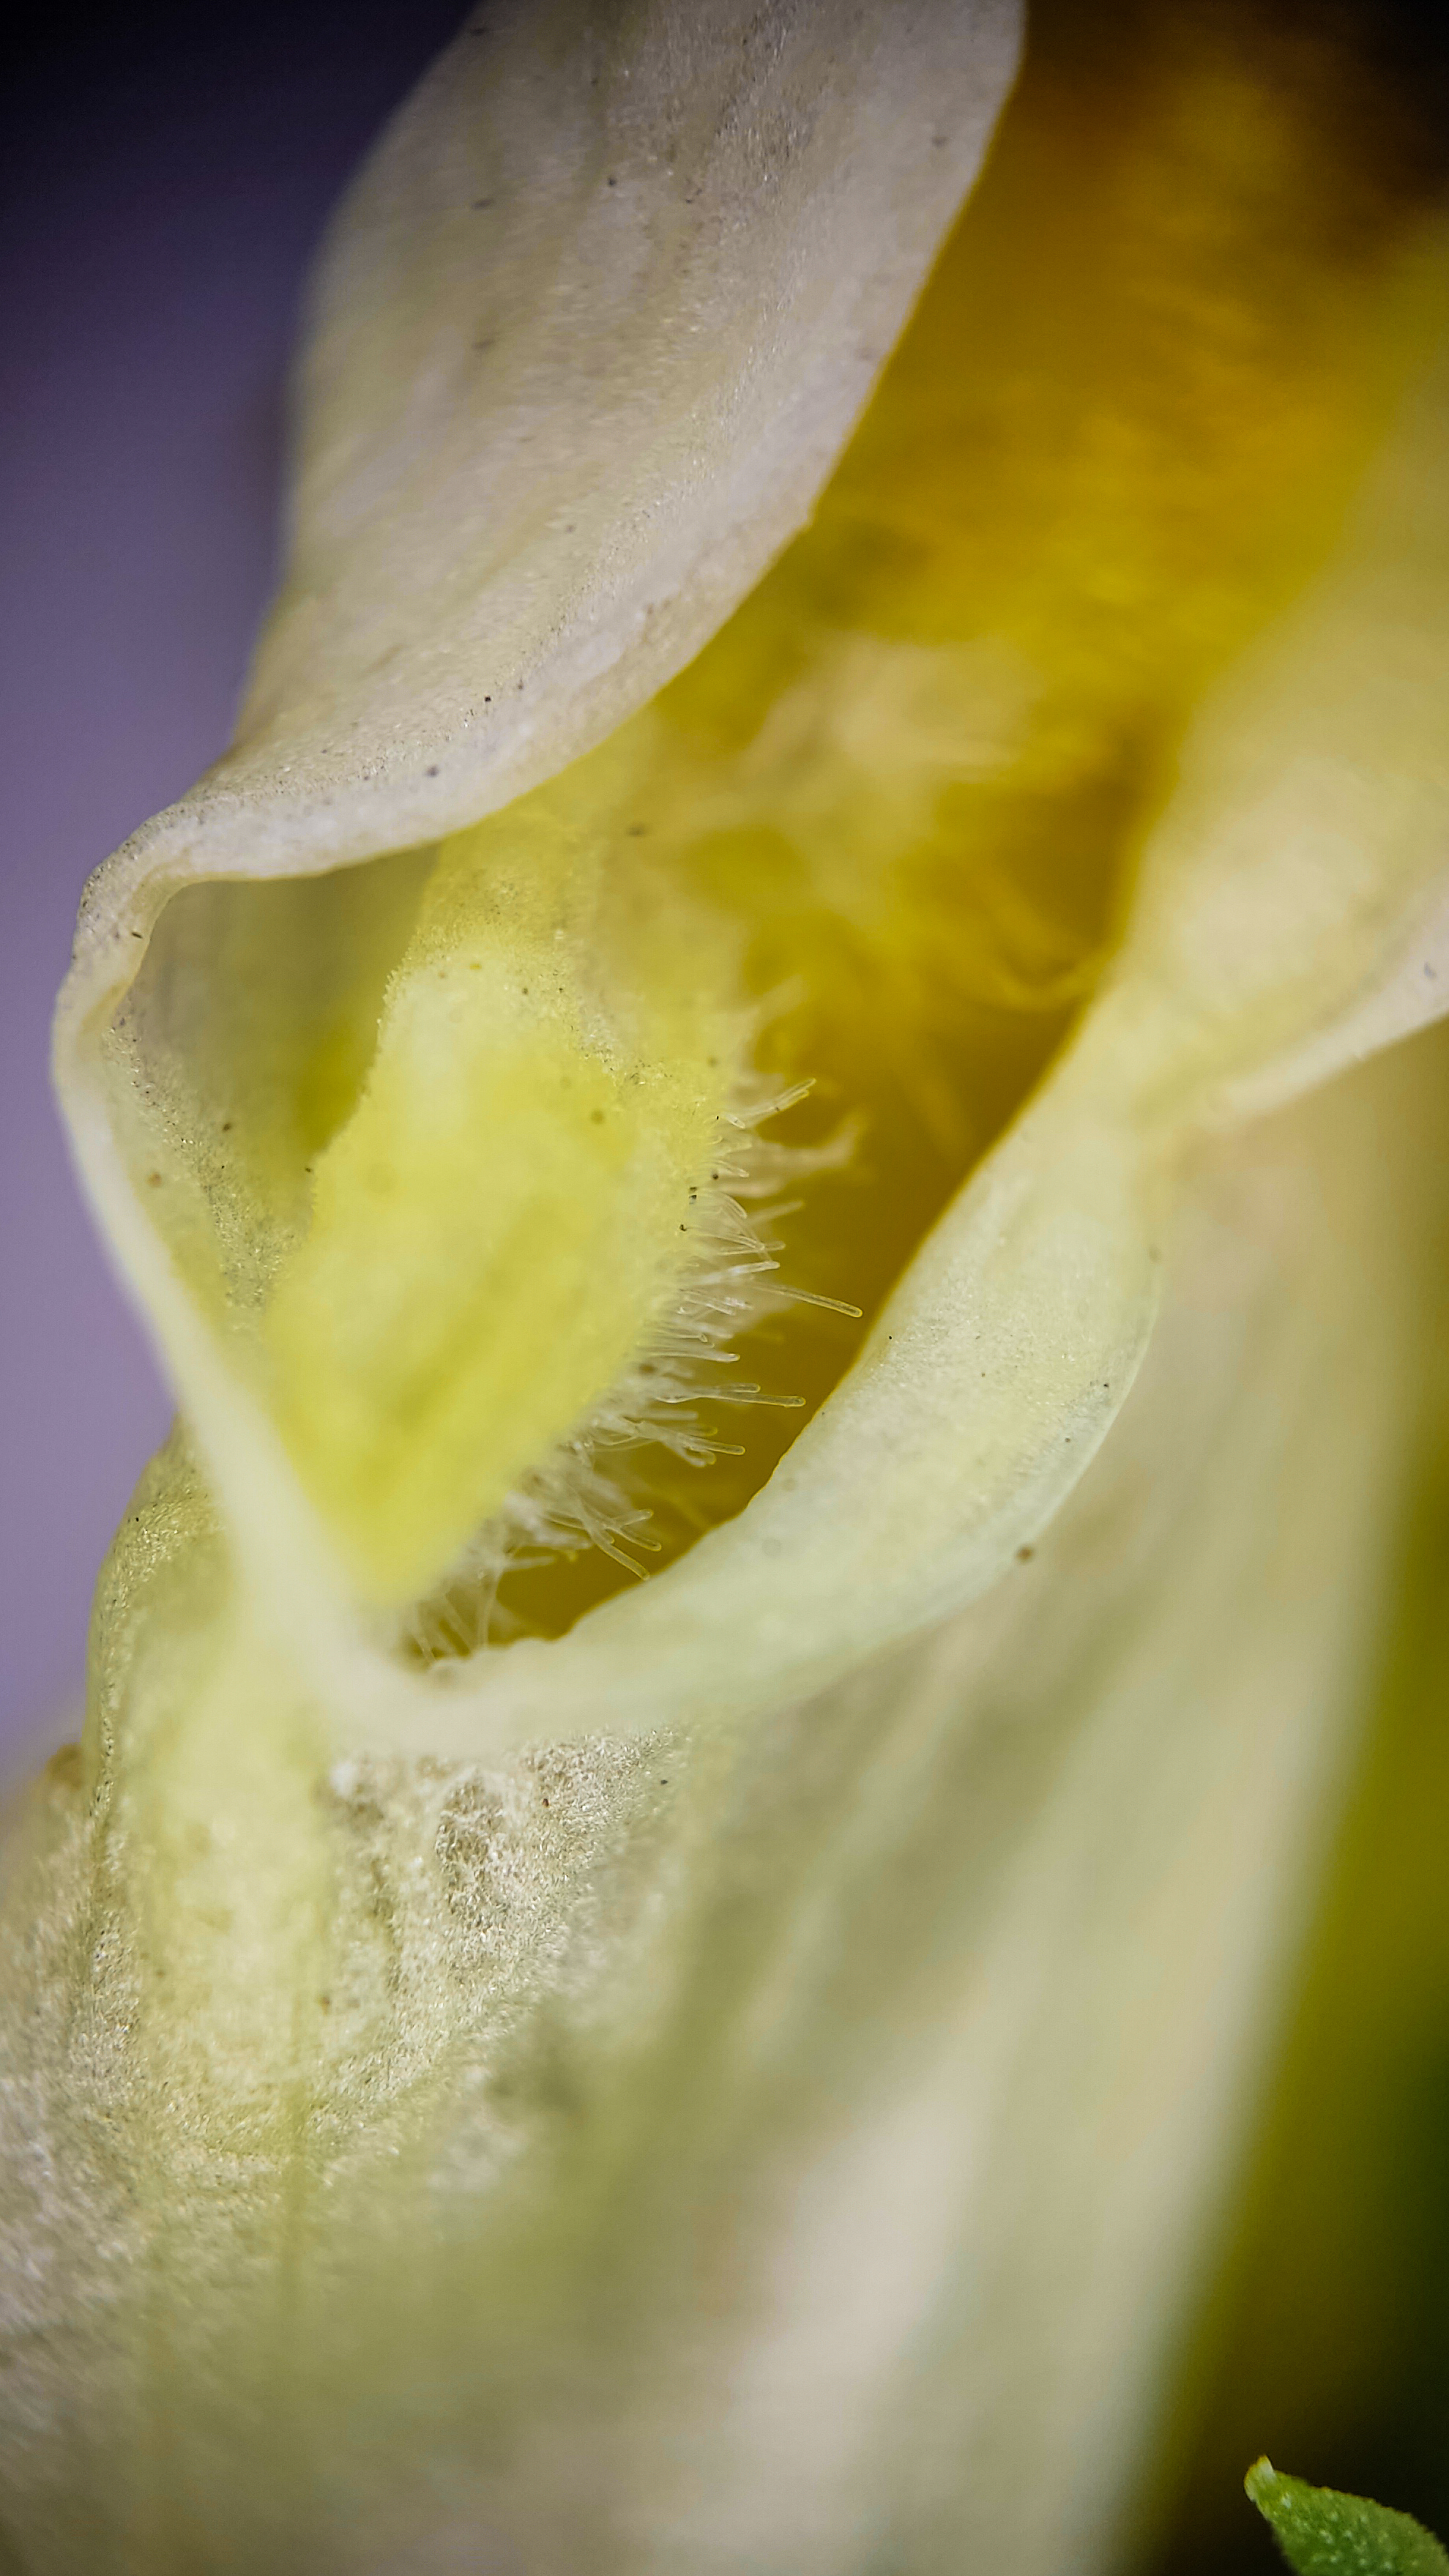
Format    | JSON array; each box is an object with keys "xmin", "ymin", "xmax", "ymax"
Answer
[{"xmin": 113, "ymin": 0, "xmax": 1445, "ymax": 1637}]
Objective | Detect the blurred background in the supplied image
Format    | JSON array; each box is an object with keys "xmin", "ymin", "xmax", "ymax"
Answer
[
  {"xmin": 1, "ymin": 0, "xmax": 460, "ymax": 1758},
  {"xmin": 2, "ymin": 2, "xmax": 1448, "ymax": 2568}
]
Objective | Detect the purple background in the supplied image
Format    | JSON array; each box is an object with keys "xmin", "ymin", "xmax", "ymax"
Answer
[{"xmin": 1, "ymin": 1, "xmax": 461, "ymax": 1756}]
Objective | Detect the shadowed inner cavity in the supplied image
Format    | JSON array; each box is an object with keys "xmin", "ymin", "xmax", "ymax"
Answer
[{"xmin": 113, "ymin": 0, "xmax": 1442, "ymax": 1648}]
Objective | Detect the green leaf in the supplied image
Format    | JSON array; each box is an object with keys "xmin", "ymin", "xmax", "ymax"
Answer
[{"xmin": 1247, "ymin": 2459, "xmax": 1449, "ymax": 2574}]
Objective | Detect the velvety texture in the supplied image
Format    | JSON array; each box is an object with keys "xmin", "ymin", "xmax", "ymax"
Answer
[{"xmin": 6, "ymin": 4, "xmax": 1449, "ymax": 2569}]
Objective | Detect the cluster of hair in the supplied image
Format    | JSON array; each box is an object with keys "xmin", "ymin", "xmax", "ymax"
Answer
[{"xmin": 403, "ymin": 1051, "xmax": 855, "ymax": 1662}]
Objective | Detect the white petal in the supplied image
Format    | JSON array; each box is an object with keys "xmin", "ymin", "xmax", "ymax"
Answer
[
  {"xmin": 59, "ymin": 0, "xmax": 1021, "ymax": 941},
  {"xmin": 53, "ymin": 0, "xmax": 1027, "ymax": 1705}
]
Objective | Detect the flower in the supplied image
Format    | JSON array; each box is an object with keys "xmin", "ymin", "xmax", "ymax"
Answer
[{"xmin": 4, "ymin": 2, "xmax": 1449, "ymax": 2569}]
